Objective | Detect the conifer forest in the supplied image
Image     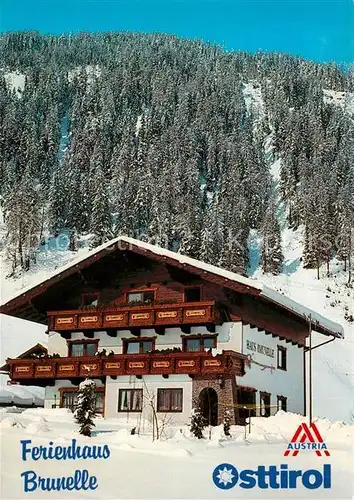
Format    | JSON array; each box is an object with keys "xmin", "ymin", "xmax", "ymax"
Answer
[{"xmin": 0, "ymin": 32, "xmax": 353, "ymax": 279}]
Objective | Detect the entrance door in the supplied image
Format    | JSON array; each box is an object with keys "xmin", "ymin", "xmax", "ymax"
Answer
[
  {"xmin": 199, "ymin": 388, "xmax": 218, "ymax": 426},
  {"xmin": 237, "ymin": 388, "xmax": 256, "ymax": 424},
  {"xmin": 61, "ymin": 391, "xmax": 78, "ymax": 411}
]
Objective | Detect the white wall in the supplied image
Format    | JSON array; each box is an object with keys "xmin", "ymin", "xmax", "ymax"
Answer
[
  {"xmin": 105, "ymin": 374, "xmax": 192, "ymax": 427},
  {"xmin": 45, "ymin": 323, "xmax": 242, "ymax": 420},
  {"xmin": 47, "ymin": 332, "xmax": 67, "ymax": 356},
  {"xmin": 47, "ymin": 322, "xmax": 242, "ymax": 356},
  {"xmin": 239, "ymin": 324, "xmax": 304, "ymax": 415},
  {"xmin": 46, "ymin": 322, "xmax": 305, "ymax": 419}
]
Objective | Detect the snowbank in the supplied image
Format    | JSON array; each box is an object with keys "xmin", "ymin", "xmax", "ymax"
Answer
[
  {"xmin": 21, "ymin": 407, "xmax": 73, "ymax": 422},
  {"xmin": 0, "ymin": 416, "xmax": 24, "ymax": 429},
  {"xmin": 25, "ymin": 420, "xmax": 51, "ymax": 434}
]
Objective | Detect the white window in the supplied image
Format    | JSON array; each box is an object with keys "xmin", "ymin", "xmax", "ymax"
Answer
[
  {"xmin": 277, "ymin": 346, "xmax": 287, "ymax": 371},
  {"xmin": 118, "ymin": 389, "xmax": 143, "ymax": 412}
]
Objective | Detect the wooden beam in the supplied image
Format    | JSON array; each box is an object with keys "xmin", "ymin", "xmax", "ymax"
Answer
[
  {"xmin": 59, "ymin": 332, "xmax": 71, "ymax": 340},
  {"xmin": 154, "ymin": 326, "xmax": 165, "ymax": 335},
  {"xmin": 83, "ymin": 330, "xmax": 94, "ymax": 339}
]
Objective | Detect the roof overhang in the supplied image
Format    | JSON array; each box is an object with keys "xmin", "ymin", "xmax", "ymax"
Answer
[{"xmin": 0, "ymin": 236, "xmax": 344, "ymax": 339}]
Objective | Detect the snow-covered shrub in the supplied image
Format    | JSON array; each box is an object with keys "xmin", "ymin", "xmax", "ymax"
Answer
[
  {"xmin": 74, "ymin": 377, "xmax": 97, "ymax": 437},
  {"xmin": 223, "ymin": 409, "xmax": 232, "ymax": 437}
]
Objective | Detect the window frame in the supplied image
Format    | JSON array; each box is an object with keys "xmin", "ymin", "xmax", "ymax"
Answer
[
  {"xmin": 156, "ymin": 388, "xmax": 183, "ymax": 413},
  {"xmin": 122, "ymin": 337, "xmax": 156, "ymax": 355},
  {"xmin": 81, "ymin": 292, "xmax": 100, "ymax": 307},
  {"xmin": 59, "ymin": 386, "xmax": 105, "ymax": 414},
  {"xmin": 184, "ymin": 286, "xmax": 202, "ymax": 303},
  {"xmin": 277, "ymin": 346, "xmax": 287, "ymax": 371},
  {"xmin": 125, "ymin": 288, "xmax": 156, "ymax": 304},
  {"xmin": 259, "ymin": 391, "xmax": 271, "ymax": 417},
  {"xmin": 67, "ymin": 339, "xmax": 99, "ymax": 357},
  {"xmin": 181, "ymin": 334, "xmax": 217, "ymax": 352},
  {"xmin": 277, "ymin": 395, "xmax": 287, "ymax": 412},
  {"xmin": 118, "ymin": 389, "xmax": 143, "ymax": 413}
]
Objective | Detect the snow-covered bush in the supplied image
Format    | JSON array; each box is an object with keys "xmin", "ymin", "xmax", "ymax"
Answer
[
  {"xmin": 74, "ymin": 377, "xmax": 97, "ymax": 437},
  {"xmin": 223, "ymin": 409, "xmax": 232, "ymax": 437}
]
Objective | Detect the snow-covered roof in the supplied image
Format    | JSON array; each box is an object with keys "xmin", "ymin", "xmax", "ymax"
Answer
[
  {"xmin": 1, "ymin": 236, "xmax": 344, "ymax": 338},
  {"xmin": 0, "ymin": 343, "xmax": 47, "ymax": 372},
  {"xmin": 0, "ymin": 385, "xmax": 44, "ymax": 407}
]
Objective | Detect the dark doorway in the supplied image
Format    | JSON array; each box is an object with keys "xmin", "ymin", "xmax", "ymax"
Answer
[
  {"xmin": 199, "ymin": 388, "xmax": 218, "ymax": 426},
  {"xmin": 237, "ymin": 388, "xmax": 256, "ymax": 425}
]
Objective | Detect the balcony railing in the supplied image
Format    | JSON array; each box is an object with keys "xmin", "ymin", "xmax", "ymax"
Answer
[
  {"xmin": 48, "ymin": 301, "xmax": 219, "ymax": 332},
  {"xmin": 7, "ymin": 350, "xmax": 245, "ymax": 381}
]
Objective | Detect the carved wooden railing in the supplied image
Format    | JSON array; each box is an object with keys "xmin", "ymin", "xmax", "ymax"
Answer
[
  {"xmin": 7, "ymin": 350, "xmax": 245, "ymax": 381},
  {"xmin": 47, "ymin": 301, "xmax": 219, "ymax": 332}
]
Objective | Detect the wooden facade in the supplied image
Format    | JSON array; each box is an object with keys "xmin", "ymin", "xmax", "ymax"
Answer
[
  {"xmin": 1, "ymin": 239, "xmax": 339, "ymax": 340},
  {"xmin": 7, "ymin": 350, "xmax": 245, "ymax": 383},
  {"xmin": 48, "ymin": 301, "xmax": 219, "ymax": 333}
]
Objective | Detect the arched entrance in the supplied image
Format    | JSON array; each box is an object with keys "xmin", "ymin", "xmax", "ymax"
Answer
[{"xmin": 199, "ymin": 388, "xmax": 218, "ymax": 426}]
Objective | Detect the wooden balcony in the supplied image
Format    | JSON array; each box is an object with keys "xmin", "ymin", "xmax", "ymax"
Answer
[
  {"xmin": 7, "ymin": 350, "xmax": 245, "ymax": 382},
  {"xmin": 48, "ymin": 301, "xmax": 219, "ymax": 334}
]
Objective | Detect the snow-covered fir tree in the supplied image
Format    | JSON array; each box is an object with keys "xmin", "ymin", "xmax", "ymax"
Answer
[
  {"xmin": 5, "ymin": 166, "xmax": 40, "ymax": 272},
  {"xmin": 89, "ymin": 165, "xmax": 112, "ymax": 247},
  {"xmin": 74, "ymin": 378, "xmax": 97, "ymax": 437},
  {"xmin": 190, "ymin": 402, "xmax": 207, "ymax": 439}
]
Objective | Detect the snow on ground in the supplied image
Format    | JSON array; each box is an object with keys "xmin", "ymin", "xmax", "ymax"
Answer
[
  {"xmin": 242, "ymin": 81, "xmax": 265, "ymax": 133},
  {"xmin": 1, "ymin": 71, "xmax": 26, "ymax": 98},
  {"xmin": 135, "ymin": 114, "xmax": 143, "ymax": 136},
  {"xmin": 0, "ymin": 409, "xmax": 353, "ymax": 499},
  {"xmin": 323, "ymin": 89, "xmax": 354, "ymax": 117},
  {"xmin": 68, "ymin": 65, "xmax": 101, "ymax": 84},
  {"xmin": 0, "ymin": 239, "xmax": 93, "ymax": 305},
  {"xmin": 242, "ymin": 81, "xmax": 265, "ymax": 119},
  {"xmin": 0, "ymin": 228, "xmax": 92, "ymax": 391},
  {"xmin": 252, "ymin": 261, "xmax": 354, "ymax": 423}
]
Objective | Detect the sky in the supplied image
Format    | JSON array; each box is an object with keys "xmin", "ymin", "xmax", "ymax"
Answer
[{"xmin": 0, "ymin": 0, "xmax": 353, "ymax": 64}]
